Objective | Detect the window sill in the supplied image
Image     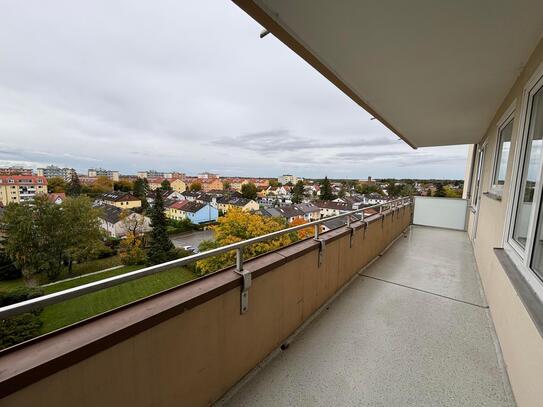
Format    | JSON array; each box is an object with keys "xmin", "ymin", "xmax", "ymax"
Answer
[
  {"xmin": 494, "ymin": 248, "xmax": 543, "ymax": 338},
  {"xmin": 483, "ymin": 191, "xmax": 502, "ymax": 201}
]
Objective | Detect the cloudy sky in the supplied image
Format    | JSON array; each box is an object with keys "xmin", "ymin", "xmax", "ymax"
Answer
[{"xmin": 0, "ymin": 1, "xmax": 467, "ymax": 179}]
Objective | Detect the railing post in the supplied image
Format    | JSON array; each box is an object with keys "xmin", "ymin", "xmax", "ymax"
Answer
[
  {"xmin": 235, "ymin": 248, "xmax": 251, "ymax": 314},
  {"xmin": 314, "ymin": 224, "xmax": 325, "ymax": 267}
]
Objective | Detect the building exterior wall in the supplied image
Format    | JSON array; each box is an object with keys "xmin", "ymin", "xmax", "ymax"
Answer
[
  {"xmin": 465, "ymin": 38, "xmax": 543, "ymax": 407},
  {"xmin": 0, "ymin": 206, "xmax": 411, "ymax": 407}
]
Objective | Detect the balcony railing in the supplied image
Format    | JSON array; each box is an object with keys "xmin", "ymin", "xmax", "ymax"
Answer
[{"xmin": 0, "ymin": 197, "xmax": 412, "ymax": 320}]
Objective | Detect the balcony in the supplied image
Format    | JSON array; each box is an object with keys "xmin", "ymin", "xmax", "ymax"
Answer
[
  {"xmin": 0, "ymin": 199, "xmax": 515, "ymax": 406},
  {"xmin": 219, "ymin": 225, "xmax": 513, "ymax": 406}
]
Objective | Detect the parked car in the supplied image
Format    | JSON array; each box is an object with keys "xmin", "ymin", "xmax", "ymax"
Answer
[{"xmin": 182, "ymin": 245, "xmax": 199, "ymax": 254}]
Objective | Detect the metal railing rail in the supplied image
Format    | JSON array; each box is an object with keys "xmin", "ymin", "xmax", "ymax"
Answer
[{"xmin": 0, "ymin": 197, "xmax": 412, "ymax": 319}]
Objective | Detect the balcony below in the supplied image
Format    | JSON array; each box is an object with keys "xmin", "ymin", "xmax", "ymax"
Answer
[{"xmin": 220, "ymin": 226, "xmax": 515, "ymax": 406}]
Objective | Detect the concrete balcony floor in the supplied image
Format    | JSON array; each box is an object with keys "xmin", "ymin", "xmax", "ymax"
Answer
[{"xmin": 220, "ymin": 226, "xmax": 515, "ymax": 407}]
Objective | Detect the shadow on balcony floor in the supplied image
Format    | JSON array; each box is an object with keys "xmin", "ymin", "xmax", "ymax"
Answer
[{"xmin": 219, "ymin": 226, "xmax": 515, "ymax": 407}]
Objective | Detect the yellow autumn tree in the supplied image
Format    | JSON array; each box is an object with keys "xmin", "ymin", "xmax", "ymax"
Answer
[
  {"xmin": 196, "ymin": 208, "xmax": 298, "ymax": 275},
  {"xmin": 289, "ymin": 218, "xmax": 313, "ymax": 240}
]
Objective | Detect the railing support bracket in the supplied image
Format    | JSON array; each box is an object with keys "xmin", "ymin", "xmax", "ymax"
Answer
[{"xmin": 234, "ymin": 248, "xmax": 251, "ymax": 314}]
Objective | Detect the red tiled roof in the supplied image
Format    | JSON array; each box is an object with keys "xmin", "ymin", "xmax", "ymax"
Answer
[{"xmin": 0, "ymin": 175, "xmax": 47, "ymax": 185}]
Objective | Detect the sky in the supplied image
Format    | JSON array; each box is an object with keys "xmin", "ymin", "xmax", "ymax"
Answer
[{"xmin": 0, "ymin": 0, "xmax": 468, "ymax": 179}]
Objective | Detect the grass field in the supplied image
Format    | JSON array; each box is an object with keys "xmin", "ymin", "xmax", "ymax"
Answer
[
  {"xmin": 0, "ymin": 256, "xmax": 123, "ymax": 294},
  {"xmin": 40, "ymin": 266, "xmax": 197, "ymax": 333}
]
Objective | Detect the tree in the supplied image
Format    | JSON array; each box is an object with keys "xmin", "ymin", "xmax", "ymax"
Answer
[
  {"xmin": 113, "ymin": 179, "xmax": 132, "ymax": 192},
  {"xmin": 147, "ymin": 189, "xmax": 176, "ymax": 265},
  {"xmin": 338, "ymin": 185, "xmax": 346, "ymax": 199},
  {"xmin": 433, "ymin": 183, "xmax": 446, "ymax": 197},
  {"xmin": 47, "ymin": 177, "xmax": 67, "ymax": 193},
  {"xmin": 119, "ymin": 232, "xmax": 146, "ymax": 265},
  {"xmin": 196, "ymin": 208, "xmax": 297, "ymax": 275},
  {"xmin": 292, "ymin": 180, "xmax": 305, "ymax": 204},
  {"xmin": 190, "ymin": 181, "xmax": 202, "ymax": 192},
  {"xmin": 289, "ymin": 218, "xmax": 313, "ymax": 239},
  {"xmin": 66, "ymin": 172, "xmax": 82, "ymax": 197},
  {"xmin": 241, "ymin": 182, "xmax": 257, "ymax": 200},
  {"xmin": 93, "ymin": 176, "xmax": 113, "ymax": 193},
  {"xmin": 222, "ymin": 180, "xmax": 231, "ymax": 190},
  {"xmin": 268, "ymin": 179, "xmax": 280, "ymax": 188},
  {"xmin": 2, "ymin": 195, "xmax": 105, "ymax": 281},
  {"xmin": 320, "ymin": 176, "xmax": 334, "ymax": 200},
  {"xmin": 160, "ymin": 179, "xmax": 172, "ymax": 190},
  {"xmin": 355, "ymin": 183, "xmax": 382, "ymax": 195},
  {"xmin": 400, "ymin": 183, "xmax": 416, "ymax": 197},
  {"xmin": 2, "ymin": 196, "xmax": 68, "ymax": 280},
  {"xmin": 62, "ymin": 196, "xmax": 105, "ymax": 273},
  {"xmin": 133, "ymin": 178, "xmax": 149, "ymax": 209}
]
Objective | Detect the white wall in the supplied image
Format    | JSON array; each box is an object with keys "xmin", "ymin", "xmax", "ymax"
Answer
[{"xmin": 413, "ymin": 196, "xmax": 468, "ymax": 230}]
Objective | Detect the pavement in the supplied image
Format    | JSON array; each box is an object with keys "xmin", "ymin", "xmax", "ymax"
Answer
[{"xmin": 170, "ymin": 230, "xmax": 214, "ymax": 250}]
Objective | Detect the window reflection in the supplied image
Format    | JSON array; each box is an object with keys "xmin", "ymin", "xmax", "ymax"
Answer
[{"xmin": 513, "ymin": 88, "xmax": 543, "ymax": 249}]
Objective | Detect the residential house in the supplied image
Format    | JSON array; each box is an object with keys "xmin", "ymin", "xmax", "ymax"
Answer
[
  {"xmin": 47, "ymin": 193, "xmax": 66, "ymax": 205},
  {"xmin": 259, "ymin": 205, "xmax": 305, "ymax": 224},
  {"xmin": 96, "ymin": 192, "xmax": 141, "ymax": 209},
  {"xmin": 148, "ymin": 177, "xmax": 186, "ymax": 193},
  {"xmin": 146, "ymin": 190, "xmax": 184, "ymax": 206},
  {"xmin": 0, "ymin": 175, "xmax": 48, "ymax": 205},
  {"xmin": 293, "ymin": 203, "xmax": 321, "ymax": 221},
  {"xmin": 166, "ymin": 200, "xmax": 218, "ymax": 224},
  {"xmin": 314, "ymin": 201, "xmax": 352, "ymax": 218},
  {"xmin": 216, "ymin": 196, "xmax": 259, "ymax": 213},
  {"xmin": 96, "ymin": 204, "xmax": 151, "ymax": 238}
]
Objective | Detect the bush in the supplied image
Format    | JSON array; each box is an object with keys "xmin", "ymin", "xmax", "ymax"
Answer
[
  {"xmin": 94, "ymin": 244, "xmax": 116, "ymax": 259},
  {"xmin": 0, "ymin": 288, "xmax": 44, "ymax": 350},
  {"xmin": 166, "ymin": 218, "xmax": 195, "ymax": 234}
]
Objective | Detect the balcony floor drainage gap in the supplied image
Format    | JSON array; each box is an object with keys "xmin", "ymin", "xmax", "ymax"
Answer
[{"xmin": 359, "ymin": 274, "xmax": 489, "ymax": 309}]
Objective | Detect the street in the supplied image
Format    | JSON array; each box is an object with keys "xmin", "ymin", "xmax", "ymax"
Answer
[{"xmin": 170, "ymin": 229, "xmax": 214, "ymax": 250}]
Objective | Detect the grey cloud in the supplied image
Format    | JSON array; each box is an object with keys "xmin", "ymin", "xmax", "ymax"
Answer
[{"xmin": 0, "ymin": 1, "xmax": 467, "ymax": 179}]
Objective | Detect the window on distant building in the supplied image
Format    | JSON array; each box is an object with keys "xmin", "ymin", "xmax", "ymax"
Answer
[
  {"xmin": 492, "ymin": 115, "xmax": 514, "ymax": 189},
  {"xmin": 507, "ymin": 69, "xmax": 543, "ymax": 287}
]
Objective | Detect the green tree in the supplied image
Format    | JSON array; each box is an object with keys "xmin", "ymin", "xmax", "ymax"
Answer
[
  {"xmin": 160, "ymin": 179, "xmax": 172, "ymax": 190},
  {"xmin": 222, "ymin": 180, "xmax": 231, "ymax": 190},
  {"xmin": 147, "ymin": 189, "xmax": 176, "ymax": 265},
  {"xmin": 190, "ymin": 181, "xmax": 202, "ymax": 192},
  {"xmin": 2, "ymin": 196, "xmax": 68, "ymax": 279},
  {"xmin": 133, "ymin": 178, "xmax": 149, "ymax": 208},
  {"xmin": 292, "ymin": 180, "xmax": 305, "ymax": 204},
  {"xmin": 62, "ymin": 196, "xmax": 104, "ymax": 273},
  {"xmin": 2, "ymin": 195, "xmax": 104, "ymax": 280},
  {"xmin": 47, "ymin": 177, "xmax": 67, "ymax": 193},
  {"xmin": 114, "ymin": 179, "xmax": 132, "ymax": 192},
  {"xmin": 386, "ymin": 181, "xmax": 401, "ymax": 198},
  {"xmin": 320, "ymin": 176, "xmax": 334, "ymax": 200},
  {"xmin": 400, "ymin": 183, "xmax": 416, "ymax": 197},
  {"xmin": 338, "ymin": 185, "xmax": 346, "ymax": 199},
  {"xmin": 241, "ymin": 182, "xmax": 257, "ymax": 200},
  {"xmin": 268, "ymin": 179, "xmax": 280, "ymax": 188},
  {"xmin": 433, "ymin": 183, "xmax": 446, "ymax": 197},
  {"xmin": 66, "ymin": 172, "xmax": 82, "ymax": 197}
]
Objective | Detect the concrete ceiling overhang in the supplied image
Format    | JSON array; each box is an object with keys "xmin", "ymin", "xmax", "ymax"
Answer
[{"xmin": 233, "ymin": 0, "xmax": 543, "ymax": 148}]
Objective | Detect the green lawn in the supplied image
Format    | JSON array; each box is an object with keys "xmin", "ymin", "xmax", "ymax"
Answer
[
  {"xmin": 0, "ymin": 256, "xmax": 123, "ymax": 294},
  {"xmin": 40, "ymin": 266, "xmax": 197, "ymax": 333}
]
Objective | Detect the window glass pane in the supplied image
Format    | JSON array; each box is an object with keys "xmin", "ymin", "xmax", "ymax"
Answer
[
  {"xmin": 494, "ymin": 120, "xmax": 513, "ymax": 185},
  {"xmin": 513, "ymin": 87, "xmax": 543, "ymax": 249}
]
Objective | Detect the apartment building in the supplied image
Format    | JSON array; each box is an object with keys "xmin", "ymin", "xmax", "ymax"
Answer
[
  {"xmin": 147, "ymin": 177, "xmax": 187, "ymax": 193},
  {"xmin": 136, "ymin": 170, "xmax": 172, "ymax": 179},
  {"xmin": 0, "ymin": 167, "xmax": 33, "ymax": 176},
  {"xmin": 36, "ymin": 165, "xmax": 75, "ymax": 181},
  {"xmin": 87, "ymin": 168, "xmax": 120, "ymax": 182},
  {"xmin": 0, "ymin": 175, "xmax": 47, "ymax": 204},
  {"xmin": 278, "ymin": 174, "xmax": 302, "ymax": 185}
]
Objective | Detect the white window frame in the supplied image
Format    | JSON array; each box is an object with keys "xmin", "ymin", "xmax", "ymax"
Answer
[
  {"xmin": 505, "ymin": 61, "xmax": 543, "ymax": 299},
  {"xmin": 490, "ymin": 103, "xmax": 516, "ymax": 193}
]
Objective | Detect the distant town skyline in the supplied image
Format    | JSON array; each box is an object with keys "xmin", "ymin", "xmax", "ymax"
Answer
[{"xmin": 0, "ymin": 1, "xmax": 467, "ymax": 179}]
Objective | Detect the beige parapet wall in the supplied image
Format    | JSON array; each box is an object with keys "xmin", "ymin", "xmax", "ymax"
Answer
[{"xmin": 0, "ymin": 206, "xmax": 411, "ymax": 407}]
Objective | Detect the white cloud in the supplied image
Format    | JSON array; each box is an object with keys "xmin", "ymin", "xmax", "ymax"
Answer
[{"xmin": 0, "ymin": 0, "xmax": 467, "ymax": 179}]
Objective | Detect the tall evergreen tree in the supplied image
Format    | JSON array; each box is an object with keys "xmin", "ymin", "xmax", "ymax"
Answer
[
  {"xmin": 66, "ymin": 171, "xmax": 82, "ymax": 196},
  {"xmin": 320, "ymin": 176, "xmax": 334, "ymax": 200},
  {"xmin": 147, "ymin": 189, "xmax": 175, "ymax": 265},
  {"xmin": 292, "ymin": 180, "xmax": 305, "ymax": 203},
  {"xmin": 133, "ymin": 178, "xmax": 149, "ymax": 208}
]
